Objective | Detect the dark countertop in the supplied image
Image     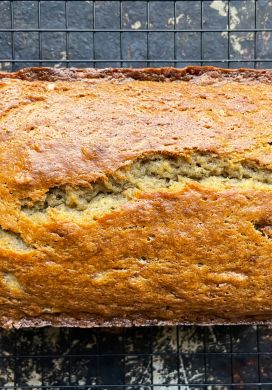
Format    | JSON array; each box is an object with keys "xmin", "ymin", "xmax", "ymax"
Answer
[
  {"xmin": 1, "ymin": 325, "xmax": 272, "ymax": 387},
  {"xmin": 0, "ymin": 0, "xmax": 272, "ymax": 70}
]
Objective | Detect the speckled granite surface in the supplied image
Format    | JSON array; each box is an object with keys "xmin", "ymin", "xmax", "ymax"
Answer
[
  {"xmin": 0, "ymin": 326, "xmax": 271, "ymax": 387},
  {"xmin": 0, "ymin": 0, "xmax": 272, "ymax": 387},
  {"xmin": 0, "ymin": 0, "xmax": 272, "ymax": 69}
]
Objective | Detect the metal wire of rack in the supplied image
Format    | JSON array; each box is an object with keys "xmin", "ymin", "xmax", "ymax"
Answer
[
  {"xmin": 0, "ymin": 0, "xmax": 272, "ymax": 70},
  {"xmin": 1, "ymin": 0, "xmax": 272, "ymax": 388},
  {"xmin": 0, "ymin": 325, "xmax": 272, "ymax": 388}
]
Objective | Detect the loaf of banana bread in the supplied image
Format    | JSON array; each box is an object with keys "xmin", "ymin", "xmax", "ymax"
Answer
[{"xmin": 0, "ymin": 66, "xmax": 272, "ymax": 328}]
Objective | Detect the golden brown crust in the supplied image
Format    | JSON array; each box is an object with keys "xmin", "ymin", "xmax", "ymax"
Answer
[{"xmin": 0, "ymin": 66, "xmax": 272, "ymax": 328}]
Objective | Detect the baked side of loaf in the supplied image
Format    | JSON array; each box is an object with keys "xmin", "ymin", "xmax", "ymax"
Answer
[{"xmin": 0, "ymin": 66, "xmax": 272, "ymax": 328}]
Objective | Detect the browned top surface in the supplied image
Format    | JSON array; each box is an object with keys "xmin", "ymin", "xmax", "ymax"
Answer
[{"xmin": 0, "ymin": 66, "xmax": 272, "ymax": 193}]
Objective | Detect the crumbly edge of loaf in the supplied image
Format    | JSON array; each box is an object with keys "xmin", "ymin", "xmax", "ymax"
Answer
[
  {"xmin": 3, "ymin": 314, "xmax": 272, "ymax": 329},
  {"xmin": 1, "ymin": 65, "xmax": 272, "ymax": 83}
]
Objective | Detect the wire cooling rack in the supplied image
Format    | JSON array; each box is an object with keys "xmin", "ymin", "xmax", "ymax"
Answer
[
  {"xmin": 0, "ymin": 325, "xmax": 272, "ymax": 388},
  {"xmin": 0, "ymin": 0, "xmax": 272, "ymax": 70},
  {"xmin": 1, "ymin": 0, "xmax": 272, "ymax": 388}
]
